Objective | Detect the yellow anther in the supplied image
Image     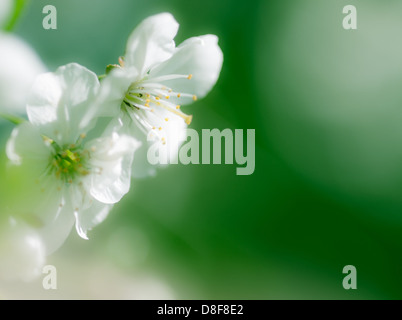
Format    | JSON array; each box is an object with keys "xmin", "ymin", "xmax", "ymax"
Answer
[
  {"xmin": 177, "ymin": 93, "xmax": 181, "ymax": 98},
  {"xmin": 185, "ymin": 115, "xmax": 193, "ymax": 125},
  {"xmin": 165, "ymin": 96, "xmax": 170, "ymax": 99},
  {"xmin": 155, "ymin": 96, "xmax": 160, "ymax": 100},
  {"xmin": 158, "ymin": 127, "xmax": 162, "ymax": 131},
  {"xmin": 193, "ymin": 95, "xmax": 198, "ymax": 101},
  {"xmin": 146, "ymin": 99, "xmax": 151, "ymax": 103},
  {"xmin": 80, "ymin": 133, "xmax": 87, "ymax": 139},
  {"xmin": 187, "ymin": 74, "xmax": 193, "ymax": 80},
  {"xmin": 155, "ymin": 100, "xmax": 193, "ymax": 125},
  {"xmin": 145, "ymin": 103, "xmax": 150, "ymax": 107}
]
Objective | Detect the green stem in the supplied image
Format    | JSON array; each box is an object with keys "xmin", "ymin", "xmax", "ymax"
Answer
[
  {"xmin": 3, "ymin": 0, "xmax": 29, "ymax": 32},
  {"xmin": 0, "ymin": 113, "xmax": 26, "ymax": 125},
  {"xmin": 98, "ymin": 74, "xmax": 106, "ymax": 81}
]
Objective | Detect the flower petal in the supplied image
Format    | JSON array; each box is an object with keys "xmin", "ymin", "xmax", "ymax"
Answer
[
  {"xmin": 124, "ymin": 107, "xmax": 187, "ymax": 178},
  {"xmin": 38, "ymin": 195, "xmax": 76, "ymax": 254},
  {"xmin": 0, "ymin": 33, "xmax": 46, "ymax": 114},
  {"xmin": 84, "ymin": 132, "xmax": 140, "ymax": 204},
  {"xmin": 0, "ymin": 218, "xmax": 46, "ymax": 282},
  {"xmin": 6, "ymin": 122, "xmax": 50, "ymax": 166},
  {"xmin": 74, "ymin": 200, "xmax": 113, "ymax": 240},
  {"xmin": 27, "ymin": 63, "xmax": 100, "ymax": 144},
  {"xmin": 80, "ymin": 67, "xmax": 136, "ymax": 129},
  {"xmin": 125, "ymin": 12, "xmax": 179, "ymax": 76},
  {"xmin": 149, "ymin": 35, "xmax": 223, "ymax": 105},
  {"xmin": 6, "ymin": 123, "xmax": 73, "ymax": 248}
]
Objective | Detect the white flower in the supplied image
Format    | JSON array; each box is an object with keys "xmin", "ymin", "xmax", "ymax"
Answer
[
  {"xmin": 90, "ymin": 13, "xmax": 223, "ymax": 177},
  {"xmin": 0, "ymin": 217, "xmax": 46, "ymax": 282},
  {"xmin": 0, "ymin": 33, "xmax": 47, "ymax": 114},
  {"xmin": 6, "ymin": 63, "xmax": 140, "ymax": 253}
]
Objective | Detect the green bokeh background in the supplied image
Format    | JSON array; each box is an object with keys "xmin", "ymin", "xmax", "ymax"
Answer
[{"xmin": 1, "ymin": 0, "xmax": 402, "ymax": 299}]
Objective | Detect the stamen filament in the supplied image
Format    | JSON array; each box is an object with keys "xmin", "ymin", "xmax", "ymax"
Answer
[
  {"xmin": 155, "ymin": 100, "xmax": 193, "ymax": 125},
  {"xmin": 142, "ymin": 74, "xmax": 191, "ymax": 83}
]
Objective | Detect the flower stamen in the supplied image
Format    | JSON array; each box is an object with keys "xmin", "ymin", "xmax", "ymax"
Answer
[
  {"xmin": 122, "ymin": 72, "xmax": 197, "ymax": 129},
  {"xmin": 49, "ymin": 142, "xmax": 90, "ymax": 183}
]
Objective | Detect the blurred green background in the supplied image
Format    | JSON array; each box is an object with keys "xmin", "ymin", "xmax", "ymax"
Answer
[{"xmin": 2, "ymin": 0, "xmax": 402, "ymax": 299}]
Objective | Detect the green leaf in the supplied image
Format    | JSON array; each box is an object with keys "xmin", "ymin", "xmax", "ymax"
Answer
[{"xmin": 3, "ymin": 0, "xmax": 29, "ymax": 32}]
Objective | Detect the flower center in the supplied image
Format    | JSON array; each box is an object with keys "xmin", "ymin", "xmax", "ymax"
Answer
[
  {"xmin": 122, "ymin": 74, "xmax": 196, "ymax": 126},
  {"xmin": 46, "ymin": 135, "xmax": 90, "ymax": 184}
]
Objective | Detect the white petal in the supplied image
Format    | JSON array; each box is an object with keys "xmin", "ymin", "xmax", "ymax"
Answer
[
  {"xmin": 27, "ymin": 63, "xmax": 100, "ymax": 144},
  {"xmin": 149, "ymin": 35, "xmax": 223, "ymax": 105},
  {"xmin": 125, "ymin": 13, "xmax": 178, "ymax": 76},
  {"xmin": 5, "ymin": 124, "xmax": 72, "ymax": 250},
  {"xmin": 6, "ymin": 122, "xmax": 50, "ymax": 166},
  {"xmin": 0, "ymin": 33, "xmax": 46, "ymax": 114},
  {"xmin": 74, "ymin": 200, "xmax": 113, "ymax": 240},
  {"xmin": 4, "ymin": 173, "xmax": 72, "ymax": 255},
  {"xmin": 104, "ymin": 113, "xmax": 154, "ymax": 178},
  {"xmin": 38, "ymin": 194, "xmax": 76, "ymax": 254},
  {"xmin": 26, "ymin": 72, "xmax": 61, "ymax": 125},
  {"xmin": 80, "ymin": 67, "xmax": 136, "ymax": 129},
  {"xmin": 0, "ymin": 218, "xmax": 46, "ymax": 282},
  {"xmin": 84, "ymin": 132, "xmax": 140, "ymax": 204},
  {"xmin": 130, "ymin": 135, "xmax": 158, "ymax": 178},
  {"xmin": 125, "ymin": 107, "xmax": 187, "ymax": 178}
]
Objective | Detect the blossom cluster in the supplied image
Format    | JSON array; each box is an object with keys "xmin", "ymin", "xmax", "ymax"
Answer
[{"xmin": 0, "ymin": 11, "xmax": 222, "ymax": 281}]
